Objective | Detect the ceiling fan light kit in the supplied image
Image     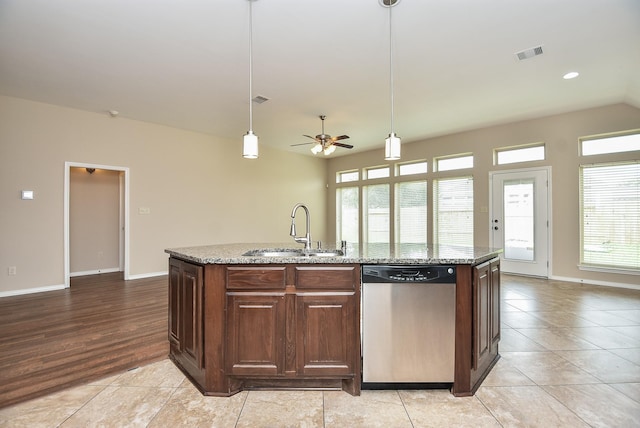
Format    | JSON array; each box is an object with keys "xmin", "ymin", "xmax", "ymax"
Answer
[{"xmin": 242, "ymin": 0, "xmax": 259, "ymax": 159}]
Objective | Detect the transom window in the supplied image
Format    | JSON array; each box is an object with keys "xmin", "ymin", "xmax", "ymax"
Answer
[
  {"xmin": 495, "ymin": 144, "xmax": 545, "ymax": 165},
  {"xmin": 435, "ymin": 154, "xmax": 473, "ymax": 172},
  {"xmin": 581, "ymin": 132, "xmax": 640, "ymax": 156}
]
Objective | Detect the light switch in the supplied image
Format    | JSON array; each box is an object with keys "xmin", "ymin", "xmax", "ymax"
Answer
[{"xmin": 21, "ymin": 190, "xmax": 34, "ymax": 200}]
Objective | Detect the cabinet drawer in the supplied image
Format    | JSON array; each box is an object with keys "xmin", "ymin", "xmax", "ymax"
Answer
[
  {"xmin": 295, "ymin": 266, "xmax": 357, "ymax": 290},
  {"xmin": 226, "ymin": 266, "xmax": 287, "ymax": 290}
]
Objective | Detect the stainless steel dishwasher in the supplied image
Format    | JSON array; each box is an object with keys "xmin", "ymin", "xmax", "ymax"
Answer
[{"xmin": 361, "ymin": 265, "xmax": 456, "ymax": 387}]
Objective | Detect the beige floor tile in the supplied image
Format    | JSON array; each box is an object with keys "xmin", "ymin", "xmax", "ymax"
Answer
[
  {"xmin": 609, "ymin": 325, "xmax": 640, "ymax": 340},
  {"xmin": 609, "ymin": 347, "xmax": 640, "ymax": 365},
  {"xmin": 480, "ymin": 358, "xmax": 535, "ymax": 387},
  {"xmin": 567, "ymin": 326, "xmax": 640, "ymax": 348},
  {"xmin": 577, "ymin": 311, "xmax": 639, "ymax": 326},
  {"xmin": 0, "ymin": 384, "xmax": 104, "ymax": 428},
  {"xmin": 554, "ymin": 349, "xmax": 640, "ymax": 383},
  {"xmin": 528, "ymin": 311, "xmax": 599, "ymax": 328},
  {"xmin": 236, "ymin": 390, "xmax": 323, "ymax": 428},
  {"xmin": 610, "ymin": 383, "xmax": 640, "ymax": 403},
  {"xmin": 148, "ymin": 382, "xmax": 246, "ymax": 427},
  {"xmin": 399, "ymin": 389, "xmax": 500, "ymax": 427},
  {"xmin": 608, "ymin": 309, "xmax": 640, "ymax": 323},
  {"xmin": 59, "ymin": 386, "xmax": 174, "ymax": 427},
  {"xmin": 476, "ymin": 385, "xmax": 590, "ymax": 427},
  {"xmin": 502, "ymin": 351, "xmax": 600, "ymax": 385},
  {"xmin": 502, "ymin": 311, "xmax": 553, "ymax": 329},
  {"xmin": 499, "ymin": 329, "xmax": 546, "ymax": 352},
  {"xmin": 516, "ymin": 327, "xmax": 600, "ymax": 351},
  {"xmin": 87, "ymin": 372, "xmax": 122, "ymax": 386},
  {"xmin": 543, "ymin": 384, "xmax": 640, "ymax": 427},
  {"xmin": 324, "ymin": 390, "xmax": 412, "ymax": 428},
  {"xmin": 111, "ymin": 359, "xmax": 186, "ymax": 388}
]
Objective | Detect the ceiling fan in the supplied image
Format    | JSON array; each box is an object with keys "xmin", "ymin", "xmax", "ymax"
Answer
[{"xmin": 292, "ymin": 115, "xmax": 353, "ymax": 155}]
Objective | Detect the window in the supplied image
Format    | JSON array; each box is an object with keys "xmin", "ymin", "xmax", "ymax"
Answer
[
  {"xmin": 337, "ymin": 170, "xmax": 358, "ymax": 183},
  {"xmin": 395, "ymin": 180, "xmax": 427, "ymax": 244},
  {"xmin": 434, "ymin": 177, "xmax": 474, "ymax": 246},
  {"xmin": 435, "ymin": 154, "xmax": 473, "ymax": 172},
  {"xmin": 580, "ymin": 162, "xmax": 640, "ymax": 271},
  {"xmin": 398, "ymin": 161, "xmax": 427, "ymax": 176},
  {"xmin": 495, "ymin": 144, "xmax": 545, "ymax": 165},
  {"xmin": 336, "ymin": 187, "xmax": 359, "ymax": 244},
  {"xmin": 581, "ymin": 132, "xmax": 640, "ymax": 156},
  {"xmin": 365, "ymin": 166, "xmax": 390, "ymax": 179},
  {"xmin": 363, "ymin": 184, "xmax": 390, "ymax": 252}
]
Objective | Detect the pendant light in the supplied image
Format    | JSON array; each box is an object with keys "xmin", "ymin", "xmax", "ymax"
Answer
[
  {"xmin": 383, "ymin": 0, "xmax": 401, "ymax": 160},
  {"xmin": 242, "ymin": 0, "xmax": 259, "ymax": 159}
]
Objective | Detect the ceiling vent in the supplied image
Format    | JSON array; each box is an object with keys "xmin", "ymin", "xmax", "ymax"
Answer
[
  {"xmin": 252, "ymin": 95, "xmax": 269, "ymax": 104},
  {"xmin": 515, "ymin": 45, "xmax": 544, "ymax": 61}
]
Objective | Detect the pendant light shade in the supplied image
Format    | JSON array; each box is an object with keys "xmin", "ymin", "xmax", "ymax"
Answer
[
  {"xmin": 243, "ymin": 131, "xmax": 258, "ymax": 158},
  {"xmin": 385, "ymin": 132, "xmax": 401, "ymax": 160},
  {"xmin": 383, "ymin": 0, "xmax": 401, "ymax": 161},
  {"xmin": 242, "ymin": 0, "xmax": 258, "ymax": 159}
]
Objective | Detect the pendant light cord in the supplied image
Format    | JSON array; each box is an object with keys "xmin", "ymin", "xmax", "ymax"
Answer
[
  {"xmin": 389, "ymin": 3, "xmax": 394, "ymax": 135},
  {"xmin": 248, "ymin": 0, "xmax": 254, "ymax": 132}
]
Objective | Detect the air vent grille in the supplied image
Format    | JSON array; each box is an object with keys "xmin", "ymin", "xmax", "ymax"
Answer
[
  {"xmin": 252, "ymin": 95, "xmax": 269, "ymax": 104},
  {"xmin": 516, "ymin": 45, "xmax": 544, "ymax": 61}
]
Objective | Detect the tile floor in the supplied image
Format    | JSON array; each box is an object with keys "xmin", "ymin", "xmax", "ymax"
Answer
[{"xmin": 1, "ymin": 274, "xmax": 639, "ymax": 427}]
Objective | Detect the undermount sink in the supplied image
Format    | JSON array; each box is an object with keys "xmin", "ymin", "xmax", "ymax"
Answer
[{"xmin": 243, "ymin": 248, "xmax": 344, "ymax": 258}]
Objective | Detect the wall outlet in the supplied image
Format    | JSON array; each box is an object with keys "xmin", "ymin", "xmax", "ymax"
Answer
[
  {"xmin": 138, "ymin": 207, "xmax": 151, "ymax": 215},
  {"xmin": 8, "ymin": 266, "xmax": 17, "ymax": 276}
]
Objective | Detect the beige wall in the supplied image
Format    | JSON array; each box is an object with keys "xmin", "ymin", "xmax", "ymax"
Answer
[
  {"xmin": 70, "ymin": 167, "xmax": 121, "ymax": 275},
  {"xmin": 0, "ymin": 95, "xmax": 327, "ymax": 295},
  {"xmin": 327, "ymin": 103, "xmax": 640, "ymax": 288}
]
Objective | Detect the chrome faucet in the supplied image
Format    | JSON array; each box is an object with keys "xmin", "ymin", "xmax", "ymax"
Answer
[{"xmin": 289, "ymin": 203, "xmax": 312, "ymax": 251}]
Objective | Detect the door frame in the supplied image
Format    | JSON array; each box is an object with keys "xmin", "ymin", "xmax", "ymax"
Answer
[
  {"xmin": 489, "ymin": 166, "xmax": 552, "ymax": 278},
  {"xmin": 64, "ymin": 162, "xmax": 130, "ymax": 287}
]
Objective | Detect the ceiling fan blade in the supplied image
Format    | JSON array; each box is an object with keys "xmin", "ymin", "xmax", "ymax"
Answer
[
  {"xmin": 333, "ymin": 142, "xmax": 354, "ymax": 149},
  {"xmin": 331, "ymin": 135, "xmax": 350, "ymax": 141},
  {"xmin": 303, "ymin": 134, "xmax": 319, "ymax": 141},
  {"xmin": 290, "ymin": 142, "xmax": 314, "ymax": 147}
]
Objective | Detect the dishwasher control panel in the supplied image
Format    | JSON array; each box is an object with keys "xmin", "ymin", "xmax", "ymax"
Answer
[{"xmin": 362, "ymin": 265, "xmax": 456, "ymax": 284}]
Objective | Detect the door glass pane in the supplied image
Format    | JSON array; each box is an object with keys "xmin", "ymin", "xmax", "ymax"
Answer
[
  {"xmin": 336, "ymin": 187, "xmax": 359, "ymax": 244},
  {"xmin": 364, "ymin": 184, "xmax": 390, "ymax": 253},
  {"xmin": 503, "ymin": 179, "xmax": 535, "ymax": 261}
]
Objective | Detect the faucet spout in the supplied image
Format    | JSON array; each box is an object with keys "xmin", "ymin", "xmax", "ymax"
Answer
[{"xmin": 290, "ymin": 203, "xmax": 312, "ymax": 251}]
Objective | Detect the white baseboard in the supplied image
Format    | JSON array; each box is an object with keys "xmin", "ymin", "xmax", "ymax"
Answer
[
  {"xmin": 70, "ymin": 267, "xmax": 121, "ymax": 277},
  {"xmin": 0, "ymin": 284, "xmax": 67, "ymax": 298},
  {"xmin": 550, "ymin": 275, "xmax": 640, "ymax": 291},
  {"xmin": 127, "ymin": 271, "xmax": 167, "ymax": 280}
]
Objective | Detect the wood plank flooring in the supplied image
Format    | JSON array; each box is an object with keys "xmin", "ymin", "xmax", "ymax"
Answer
[{"xmin": 0, "ymin": 272, "xmax": 169, "ymax": 408}]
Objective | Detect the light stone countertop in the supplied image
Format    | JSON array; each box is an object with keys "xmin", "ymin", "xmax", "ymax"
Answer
[{"xmin": 165, "ymin": 242, "xmax": 502, "ymax": 265}]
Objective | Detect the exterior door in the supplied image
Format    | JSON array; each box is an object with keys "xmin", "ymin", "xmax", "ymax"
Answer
[{"xmin": 490, "ymin": 168, "xmax": 549, "ymax": 277}]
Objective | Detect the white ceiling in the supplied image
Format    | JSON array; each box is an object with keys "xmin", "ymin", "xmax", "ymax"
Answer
[{"xmin": 1, "ymin": 0, "xmax": 639, "ymax": 157}]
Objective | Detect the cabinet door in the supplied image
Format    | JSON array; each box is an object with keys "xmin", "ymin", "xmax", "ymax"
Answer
[
  {"xmin": 296, "ymin": 294, "xmax": 355, "ymax": 376},
  {"xmin": 473, "ymin": 261, "xmax": 491, "ymax": 370},
  {"xmin": 168, "ymin": 258, "xmax": 182, "ymax": 348},
  {"xmin": 181, "ymin": 262, "xmax": 204, "ymax": 370},
  {"xmin": 490, "ymin": 259, "xmax": 501, "ymax": 347},
  {"xmin": 226, "ymin": 293, "xmax": 285, "ymax": 376}
]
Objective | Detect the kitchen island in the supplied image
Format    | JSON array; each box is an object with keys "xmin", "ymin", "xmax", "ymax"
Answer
[{"xmin": 165, "ymin": 243, "xmax": 502, "ymax": 397}]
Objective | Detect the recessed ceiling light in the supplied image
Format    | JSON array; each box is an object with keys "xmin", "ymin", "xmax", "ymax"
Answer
[{"xmin": 563, "ymin": 72, "xmax": 579, "ymax": 80}]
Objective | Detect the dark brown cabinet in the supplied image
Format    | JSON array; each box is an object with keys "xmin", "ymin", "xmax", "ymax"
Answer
[
  {"xmin": 168, "ymin": 258, "xmax": 205, "ymax": 383},
  {"xmin": 471, "ymin": 257, "xmax": 500, "ymax": 386},
  {"xmin": 169, "ymin": 258, "xmax": 360, "ymax": 396}
]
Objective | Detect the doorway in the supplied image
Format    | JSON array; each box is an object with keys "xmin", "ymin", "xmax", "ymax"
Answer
[
  {"xmin": 64, "ymin": 162, "xmax": 130, "ymax": 287},
  {"xmin": 490, "ymin": 167, "xmax": 550, "ymax": 277}
]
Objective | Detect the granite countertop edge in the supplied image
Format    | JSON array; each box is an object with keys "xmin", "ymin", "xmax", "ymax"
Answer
[{"xmin": 165, "ymin": 243, "xmax": 503, "ymax": 266}]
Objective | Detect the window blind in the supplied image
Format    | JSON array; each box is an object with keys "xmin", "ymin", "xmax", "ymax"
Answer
[
  {"xmin": 395, "ymin": 180, "xmax": 427, "ymax": 244},
  {"xmin": 434, "ymin": 177, "xmax": 474, "ymax": 246},
  {"xmin": 580, "ymin": 162, "xmax": 640, "ymax": 270}
]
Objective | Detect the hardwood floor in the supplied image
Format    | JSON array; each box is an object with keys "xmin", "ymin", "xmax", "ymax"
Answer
[{"xmin": 0, "ymin": 272, "xmax": 169, "ymax": 408}]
